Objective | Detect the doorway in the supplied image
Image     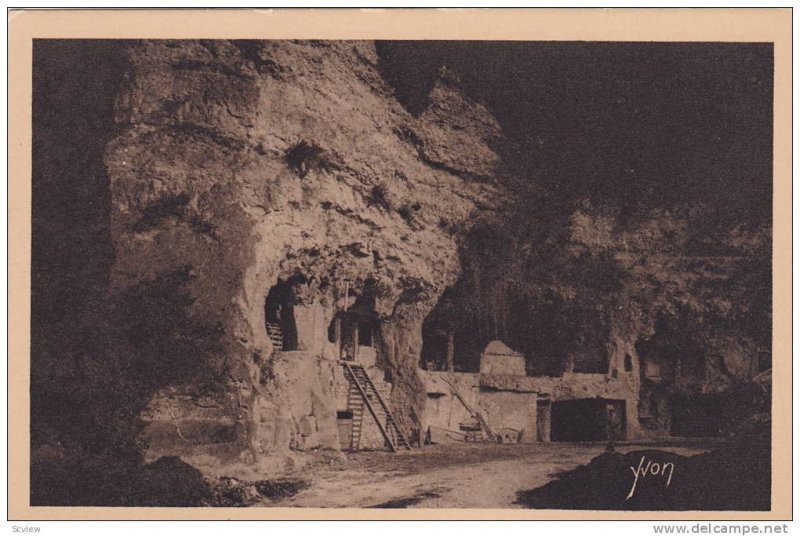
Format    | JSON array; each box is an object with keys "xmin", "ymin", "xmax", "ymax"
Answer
[
  {"xmin": 265, "ymin": 280, "xmax": 298, "ymax": 351},
  {"xmin": 550, "ymin": 398, "xmax": 626, "ymax": 442}
]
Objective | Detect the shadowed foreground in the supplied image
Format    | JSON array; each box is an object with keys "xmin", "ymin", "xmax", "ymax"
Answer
[{"xmin": 515, "ymin": 442, "xmax": 770, "ymax": 511}]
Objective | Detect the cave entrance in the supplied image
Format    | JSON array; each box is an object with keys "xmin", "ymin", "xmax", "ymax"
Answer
[
  {"xmin": 419, "ymin": 286, "xmax": 482, "ymax": 373},
  {"xmin": 265, "ymin": 279, "xmax": 298, "ymax": 352},
  {"xmin": 337, "ymin": 313, "xmax": 378, "ymax": 362},
  {"xmin": 328, "ymin": 287, "xmax": 379, "ymax": 363},
  {"xmin": 635, "ymin": 314, "xmax": 704, "ymax": 384},
  {"xmin": 550, "ymin": 399, "xmax": 626, "ymax": 442},
  {"xmin": 420, "ymin": 327, "xmax": 455, "ymax": 372}
]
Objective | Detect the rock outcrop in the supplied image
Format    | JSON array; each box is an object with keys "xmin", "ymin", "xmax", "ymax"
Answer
[{"xmin": 103, "ymin": 40, "xmax": 506, "ymax": 472}]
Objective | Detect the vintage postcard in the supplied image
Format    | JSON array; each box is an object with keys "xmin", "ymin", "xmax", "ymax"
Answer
[{"xmin": 7, "ymin": 8, "xmax": 792, "ymax": 521}]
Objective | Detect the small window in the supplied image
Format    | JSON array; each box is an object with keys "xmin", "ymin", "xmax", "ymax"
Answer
[
  {"xmin": 337, "ymin": 410, "xmax": 353, "ymax": 420},
  {"xmin": 624, "ymin": 354, "xmax": 633, "ymax": 372}
]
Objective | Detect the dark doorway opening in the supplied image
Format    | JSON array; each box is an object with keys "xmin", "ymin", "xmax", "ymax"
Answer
[
  {"xmin": 420, "ymin": 327, "xmax": 449, "ymax": 371},
  {"xmin": 338, "ymin": 314, "xmax": 357, "ymax": 361},
  {"xmin": 265, "ymin": 279, "xmax": 299, "ymax": 351},
  {"xmin": 358, "ymin": 320, "xmax": 374, "ymax": 347},
  {"xmin": 419, "ymin": 286, "xmax": 481, "ymax": 373},
  {"xmin": 327, "ymin": 282, "xmax": 380, "ymax": 362},
  {"xmin": 551, "ymin": 398, "xmax": 626, "ymax": 442}
]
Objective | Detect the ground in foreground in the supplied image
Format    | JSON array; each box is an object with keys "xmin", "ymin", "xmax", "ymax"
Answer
[{"xmin": 273, "ymin": 441, "xmax": 720, "ymax": 509}]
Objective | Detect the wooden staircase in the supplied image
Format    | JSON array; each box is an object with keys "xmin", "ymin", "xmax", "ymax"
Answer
[
  {"xmin": 346, "ymin": 380, "xmax": 366, "ymax": 450},
  {"xmin": 342, "ymin": 362, "xmax": 412, "ymax": 452},
  {"xmin": 266, "ymin": 322, "xmax": 283, "ymax": 351}
]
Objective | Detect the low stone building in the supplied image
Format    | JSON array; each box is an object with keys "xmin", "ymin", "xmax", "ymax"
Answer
[{"xmin": 420, "ymin": 340, "xmax": 639, "ymax": 444}]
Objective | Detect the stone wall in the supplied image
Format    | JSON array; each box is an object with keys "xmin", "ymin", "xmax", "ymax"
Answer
[
  {"xmin": 480, "ymin": 353, "xmax": 526, "ymax": 376},
  {"xmin": 420, "ymin": 369, "xmax": 640, "ymax": 441},
  {"xmin": 420, "ymin": 372, "xmax": 538, "ymax": 443}
]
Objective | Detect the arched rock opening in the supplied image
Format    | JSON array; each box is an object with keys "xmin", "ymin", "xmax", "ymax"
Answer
[
  {"xmin": 264, "ymin": 276, "xmax": 305, "ymax": 352},
  {"xmin": 326, "ymin": 280, "xmax": 381, "ymax": 364},
  {"xmin": 419, "ymin": 287, "xmax": 481, "ymax": 373}
]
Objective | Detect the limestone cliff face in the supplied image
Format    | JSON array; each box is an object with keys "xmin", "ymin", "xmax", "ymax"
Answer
[{"xmin": 104, "ymin": 40, "xmax": 506, "ymax": 470}]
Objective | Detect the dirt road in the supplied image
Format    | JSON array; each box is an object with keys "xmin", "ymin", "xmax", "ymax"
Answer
[{"xmin": 275, "ymin": 442, "xmax": 711, "ymax": 509}]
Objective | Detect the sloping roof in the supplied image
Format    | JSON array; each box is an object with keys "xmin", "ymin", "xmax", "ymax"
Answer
[{"xmin": 483, "ymin": 340, "xmax": 523, "ymax": 357}]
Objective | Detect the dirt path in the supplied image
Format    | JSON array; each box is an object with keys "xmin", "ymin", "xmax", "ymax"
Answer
[{"xmin": 276, "ymin": 442, "xmax": 711, "ymax": 509}]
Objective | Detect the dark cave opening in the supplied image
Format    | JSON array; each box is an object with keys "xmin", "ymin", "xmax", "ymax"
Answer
[
  {"xmin": 420, "ymin": 326, "xmax": 450, "ymax": 371},
  {"xmin": 418, "ymin": 228, "xmax": 613, "ymax": 377},
  {"xmin": 265, "ymin": 278, "xmax": 300, "ymax": 352},
  {"xmin": 420, "ymin": 308, "xmax": 481, "ymax": 373},
  {"xmin": 327, "ymin": 282, "xmax": 380, "ymax": 362},
  {"xmin": 420, "ymin": 286, "xmax": 470, "ymax": 371},
  {"xmin": 635, "ymin": 315, "xmax": 702, "ymax": 385},
  {"xmin": 550, "ymin": 399, "xmax": 626, "ymax": 442},
  {"xmin": 419, "ymin": 281, "xmax": 578, "ymax": 376},
  {"xmin": 358, "ymin": 319, "xmax": 374, "ymax": 347}
]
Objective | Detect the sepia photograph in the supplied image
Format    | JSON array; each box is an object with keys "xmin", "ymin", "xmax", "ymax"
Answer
[{"xmin": 8, "ymin": 7, "xmax": 792, "ymax": 523}]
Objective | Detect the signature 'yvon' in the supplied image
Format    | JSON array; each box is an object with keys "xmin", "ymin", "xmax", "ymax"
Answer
[{"xmin": 626, "ymin": 456, "xmax": 675, "ymax": 500}]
